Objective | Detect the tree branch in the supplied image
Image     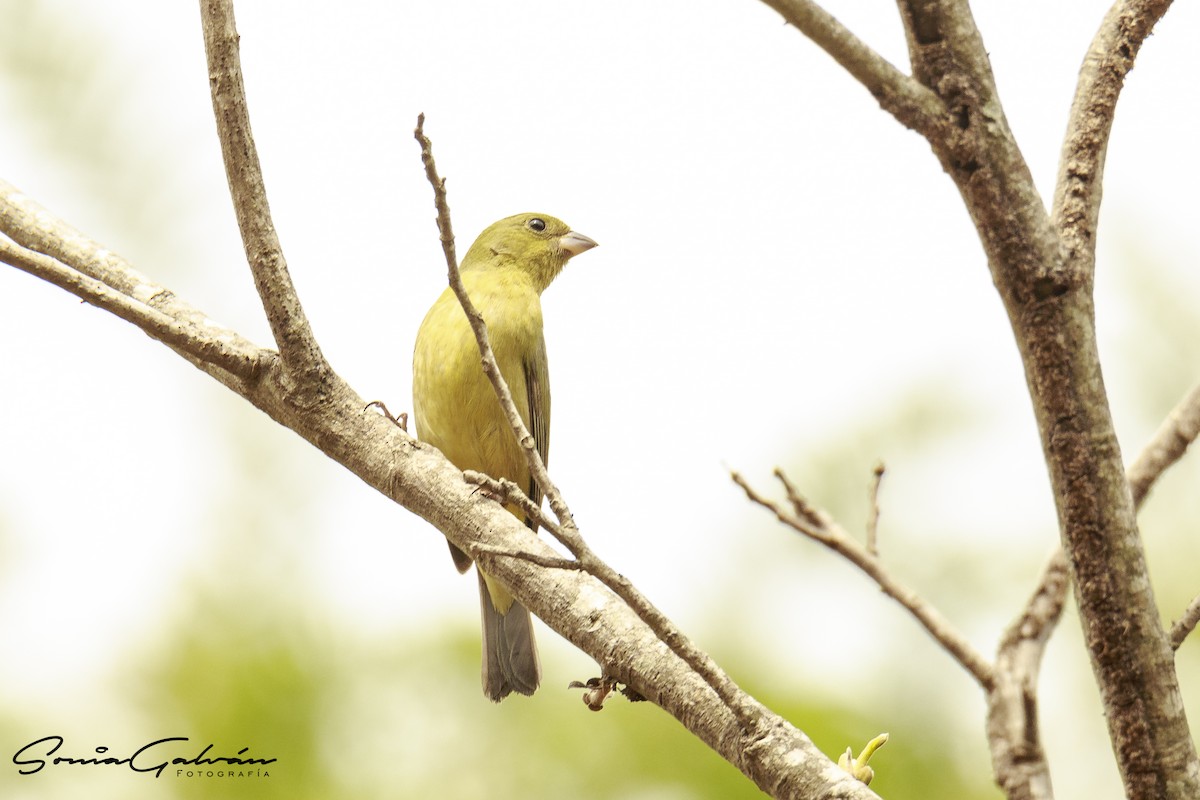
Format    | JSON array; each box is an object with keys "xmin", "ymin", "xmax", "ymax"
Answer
[
  {"xmin": 985, "ymin": 369, "xmax": 1200, "ymax": 800},
  {"xmin": 1052, "ymin": 0, "xmax": 1176, "ymax": 276},
  {"xmin": 758, "ymin": 0, "xmax": 945, "ymax": 135},
  {"xmin": 199, "ymin": 0, "xmax": 327, "ymax": 378},
  {"xmin": 1038, "ymin": 6, "xmax": 1196, "ymax": 795},
  {"xmin": 1169, "ymin": 594, "xmax": 1200, "ymax": 651},
  {"xmin": 740, "ymin": 374, "xmax": 1200, "ymax": 800},
  {"xmin": 765, "ymin": 3, "xmax": 1198, "ymax": 794},
  {"xmin": 986, "ymin": 549, "xmax": 1069, "ymax": 800},
  {"xmin": 0, "ymin": 237, "xmax": 268, "ymax": 380},
  {"xmin": 1171, "ymin": 594, "xmax": 1200, "ymax": 652},
  {"xmin": 0, "ymin": 178, "xmax": 272, "ymax": 385},
  {"xmin": 865, "ymin": 462, "xmax": 884, "ymax": 556},
  {"xmin": 1128, "ymin": 381, "xmax": 1200, "ymax": 507},
  {"xmin": 732, "ymin": 467, "xmax": 996, "ymax": 690}
]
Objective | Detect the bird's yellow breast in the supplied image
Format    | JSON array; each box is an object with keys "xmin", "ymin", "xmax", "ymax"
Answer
[{"xmin": 411, "ymin": 269, "xmax": 545, "ymax": 490}]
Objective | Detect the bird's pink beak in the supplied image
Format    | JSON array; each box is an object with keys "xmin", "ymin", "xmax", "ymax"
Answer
[{"xmin": 559, "ymin": 231, "xmax": 598, "ymax": 258}]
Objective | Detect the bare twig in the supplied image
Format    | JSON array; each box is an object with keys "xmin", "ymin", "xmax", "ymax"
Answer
[
  {"xmin": 732, "ymin": 467, "xmax": 995, "ymax": 689},
  {"xmin": 461, "ymin": 471, "xmax": 563, "ymax": 537},
  {"xmin": 199, "ymin": 0, "xmax": 327, "ymax": 376},
  {"xmin": 1169, "ymin": 594, "xmax": 1200, "ymax": 651},
  {"xmin": 865, "ymin": 463, "xmax": 885, "ymax": 556},
  {"xmin": 773, "ymin": 467, "xmax": 826, "ymax": 529},
  {"xmin": 999, "ymin": 550, "xmax": 1071, "ymax": 680},
  {"xmin": 1128, "ymin": 382, "xmax": 1200, "ymax": 507},
  {"xmin": 986, "ymin": 549, "xmax": 1070, "ymax": 800},
  {"xmin": 1129, "ymin": 379, "xmax": 1200, "ymax": 658},
  {"xmin": 471, "ymin": 543, "xmax": 583, "ymax": 572},
  {"xmin": 412, "ymin": 113, "xmax": 459, "ymax": 280}
]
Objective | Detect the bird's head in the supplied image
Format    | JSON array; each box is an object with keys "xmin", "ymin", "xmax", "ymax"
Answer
[{"xmin": 461, "ymin": 213, "xmax": 597, "ymax": 292}]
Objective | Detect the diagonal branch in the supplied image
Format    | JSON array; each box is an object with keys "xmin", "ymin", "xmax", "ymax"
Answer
[
  {"xmin": 0, "ymin": 237, "xmax": 269, "ymax": 380},
  {"xmin": 199, "ymin": 0, "xmax": 327, "ymax": 378},
  {"xmin": 0, "ymin": 179, "xmax": 259, "ymax": 366},
  {"xmin": 986, "ymin": 549, "xmax": 1069, "ymax": 800},
  {"xmin": 1052, "ymin": 0, "xmax": 1176, "ymax": 275},
  {"xmin": 1169, "ymin": 594, "xmax": 1200, "ymax": 651},
  {"xmin": 1127, "ymin": 382, "xmax": 1200, "ymax": 507},
  {"xmin": 758, "ymin": 0, "xmax": 945, "ymax": 135},
  {"xmin": 737, "ymin": 366, "xmax": 1200, "ymax": 800},
  {"xmin": 732, "ymin": 467, "xmax": 996, "ymax": 690}
]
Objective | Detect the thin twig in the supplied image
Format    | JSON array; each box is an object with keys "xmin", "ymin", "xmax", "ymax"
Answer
[
  {"xmin": 0, "ymin": 239, "xmax": 269, "ymax": 380},
  {"xmin": 986, "ymin": 549, "xmax": 1069, "ymax": 800},
  {"xmin": 413, "ymin": 117, "xmax": 762, "ymax": 730},
  {"xmin": 866, "ymin": 462, "xmax": 885, "ymax": 556},
  {"xmin": 462, "ymin": 471, "xmax": 564, "ymax": 538},
  {"xmin": 1127, "ymin": 382, "xmax": 1200, "ymax": 507},
  {"xmin": 412, "ymin": 113, "xmax": 458, "ymax": 279},
  {"xmin": 999, "ymin": 550, "xmax": 1072, "ymax": 659},
  {"xmin": 774, "ymin": 467, "xmax": 826, "ymax": 529},
  {"xmin": 199, "ymin": 0, "xmax": 327, "ymax": 376},
  {"xmin": 733, "ymin": 467, "xmax": 995, "ymax": 689},
  {"xmin": 1169, "ymin": 594, "xmax": 1200, "ymax": 651},
  {"xmin": 471, "ymin": 544, "xmax": 583, "ymax": 572}
]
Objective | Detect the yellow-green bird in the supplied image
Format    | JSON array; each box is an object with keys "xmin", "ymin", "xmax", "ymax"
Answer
[{"xmin": 412, "ymin": 213, "xmax": 597, "ymax": 701}]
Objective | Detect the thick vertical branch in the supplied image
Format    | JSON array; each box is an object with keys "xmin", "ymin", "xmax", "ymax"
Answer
[
  {"xmin": 986, "ymin": 379, "xmax": 1200, "ymax": 800},
  {"xmin": 891, "ymin": 3, "xmax": 1194, "ymax": 796},
  {"xmin": 199, "ymin": 0, "xmax": 328, "ymax": 382},
  {"xmin": 765, "ymin": 0, "xmax": 1197, "ymax": 796},
  {"xmin": 1038, "ymin": 5, "xmax": 1194, "ymax": 797}
]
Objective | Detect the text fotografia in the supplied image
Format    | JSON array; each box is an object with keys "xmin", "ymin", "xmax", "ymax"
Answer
[{"xmin": 13, "ymin": 736, "xmax": 276, "ymax": 779}]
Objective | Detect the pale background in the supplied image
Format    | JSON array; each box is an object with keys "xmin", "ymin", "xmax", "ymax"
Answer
[{"xmin": 1, "ymin": 2, "xmax": 1198, "ymax": 798}]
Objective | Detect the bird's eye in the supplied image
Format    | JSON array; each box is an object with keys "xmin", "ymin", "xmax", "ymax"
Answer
[{"xmin": 527, "ymin": 218, "xmax": 546, "ymax": 232}]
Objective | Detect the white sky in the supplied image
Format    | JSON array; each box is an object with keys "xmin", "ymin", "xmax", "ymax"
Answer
[{"xmin": 1, "ymin": 2, "xmax": 1198, "ymax": 798}]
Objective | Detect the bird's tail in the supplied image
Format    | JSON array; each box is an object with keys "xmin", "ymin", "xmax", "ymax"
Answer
[{"xmin": 478, "ymin": 570, "xmax": 541, "ymax": 701}]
